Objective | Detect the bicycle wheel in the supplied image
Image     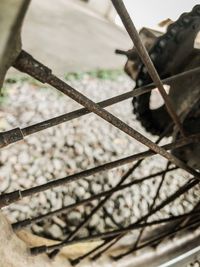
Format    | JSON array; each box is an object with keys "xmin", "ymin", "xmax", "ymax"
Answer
[{"xmin": 0, "ymin": 1, "xmax": 200, "ymax": 267}]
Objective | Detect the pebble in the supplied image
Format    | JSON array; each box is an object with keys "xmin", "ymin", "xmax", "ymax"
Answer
[
  {"xmin": 89, "ymin": 214, "xmax": 99, "ymax": 228},
  {"xmin": 18, "ymin": 151, "xmax": 30, "ymax": 165},
  {"xmin": 52, "ymin": 216, "xmax": 66, "ymax": 228},
  {"xmin": 63, "ymin": 195, "xmax": 74, "ymax": 206},
  {"xmin": 67, "ymin": 211, "xmax": 82, "ymax": 226},
  {"xmin": 91, "ymin": 183, "xmax": 102, "ymax": 194},
  {"xmin": 45, "ymin": 224, "xmax": 63, "ymax": 239}
]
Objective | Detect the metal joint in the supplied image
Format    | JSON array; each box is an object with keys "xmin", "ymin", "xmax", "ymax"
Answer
[{"xmin": 13, "ymin": 50, "xmax": 52, "ymax": 83}]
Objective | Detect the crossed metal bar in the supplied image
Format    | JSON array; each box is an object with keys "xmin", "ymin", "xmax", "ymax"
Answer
[
  {"xmin": 0, "ymin": 133, "xmax": 198, "ymax": 208},
  {"xmin": 13, "ymin": 50, "xmax": 200, "ymax": 179},
  {"xmin": 1, "ymin": 66, "xmax": 200, "ymax": 149},
  {"xmin": 0, "ymin": 0, "xmax": 199, "ymax": 263},
  {"xmin": 30, "ymin": 178, "xmax": 200, "ymax": 255}
]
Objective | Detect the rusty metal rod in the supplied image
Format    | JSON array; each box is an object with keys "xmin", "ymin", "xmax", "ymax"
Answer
[
  {"xmin": 1, "ymin": 66, "xmax": 200, "ymax": 149},
  {"xmin": 112, "ymin": 217, "xmax": 200, "ymax": 261},
  {"xmin": 67, "ymin": 129, "xmax": 171, "ymax": 264},
  {"xmin": 48, "ymin": 165, "xmax": 146, "ymax": 258},
  {"xmin": 115, "ymin": 203, "xmax": 200, "ymax": 260},
  {"xmin": 0, "ymin": 135, "xmax": 195, "ymax": 208},
  {"xmin": 69, "ymin": 240, "xmax": 109, "ymax": 266},
  {"xmin": 12, "ymin": 167, "xmax": 177, "ymax": 231},
  {"xmin": 110, "ymin": 162, "xmax": 171, "ymax": 261},
  {"xmin": 50, "ymin": 131, "xmax": 170, "ymax": 259},
  {"xmin": 91, "ymin": 235, "xmax": 123, "ymax": 261},
  {"xmin": 76, "ymin": 177, "xmax": 200, "ymax": 261},
  {"xmin": 111, "ymin": 0, "xmax": 185, "ymax": 137},
  {"xmin": 30, "ymin": 178, "xmax": 199, "ymax": 255},
  {"xmin": 45, "ymin": 212, "xmax": 200, "ymax": 257},
  {"xmin": 134, "ymin": 163, "xmax": 170, "ymax": 244},
  {"xmin": 13, "ymin": 51, "xmax": 200, "ymax": 180}
]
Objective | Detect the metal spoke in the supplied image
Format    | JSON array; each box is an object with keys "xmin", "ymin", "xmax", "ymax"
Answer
[
  {"xmin": 13, "ymin": 51, "xmax": 200, "ymax": 181},
  {"xmin": 0, "ymin": 134, "xmax": 194, "ymax": 208},
  {"xmin": 112, "ymin": 218, "xmax": 200, "ymax": 258},
  {"xmin": 113, "ymin": 162, "xmax": 171, "ymax": 260},
  {"xmin": 12, "ymin": 167, "xmax": 177, "ymax": 231},
  {"xmin": 48, "ymin": 161, "xmax": 145, "ymax": 259},
  {"xmin": 91, "ymin": 235, "xmax": 123, "ymax": 261},
  {"xmin": 111, "ymin": 0, "xmax": 185, "ymax": 137},
  {"xmin": 1, "ymin": 66, "xmax": 200, "ymax": 149},
  {"xmin": 0, "ymin": 0, "xmax": 198, "ymax": 263},
  {"xmin": 63, "ymin": 132, "xmax": 168, "ymax": 263},
  {"xmin": 69, "ymin": 240, "xmax": 109, "ymax": 266},
  {"xmin": 30, "ymin": 200, "xmax": 200, "ymax": 257},
  {"xmin": 30, "ymin": 178, "xmax": 199, "ymax": 255},
  {"xmin": 80, "ymin": 177, "xmax": 200, "ymax": 260}
]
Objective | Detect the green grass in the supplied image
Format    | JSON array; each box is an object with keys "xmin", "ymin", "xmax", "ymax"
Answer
[
  {"xmin": 0, "ymin": 86, "xmax": 8, "ymax": 106},
  {"xmin": 1, "ymin": 69, "xmax": 124, "ymax": 101},
  {"xmin": 65, "ymin": 69, "xmax": 124, "ymax": 81}
]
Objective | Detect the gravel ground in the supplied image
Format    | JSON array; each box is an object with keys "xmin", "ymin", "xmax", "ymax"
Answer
[{"xmin": 0, "ymin": 74, "xmax": 200, "ymax": 249}]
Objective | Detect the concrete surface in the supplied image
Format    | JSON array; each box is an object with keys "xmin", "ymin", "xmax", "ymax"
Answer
[
  {"xmin": 0, "ymin": 0, "xmax": 30, "ymax": 89},
  {"xmin": 21, "ymin": 0, "xmax": 131, "ymax": 75}
]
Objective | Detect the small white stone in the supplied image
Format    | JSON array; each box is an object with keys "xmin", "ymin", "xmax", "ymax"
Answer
[{"xmin": 18, "ymin": 151, "xmax": 30, "ymax": 165}]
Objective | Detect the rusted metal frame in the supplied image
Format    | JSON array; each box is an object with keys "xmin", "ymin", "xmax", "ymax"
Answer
[
  {"xmin": 0, "ymin": 135, "xmax": 194, "ymax": 208},
  {"xmin": 12, "ymin": 167, "xmax": 177, "ymax": 231},
  {"xmin": 30, "ymin": 178, "xmax": 199, "ymax": 255},
  {"xmin": 111, "ymin": 0, "xmax": 185, "ymax": 137},
  {"xmin": 79, "ymin": 178, "xmax": 200, "ymax": 261},
  {"xmin": 13, "ymin": 51, "xmax": 200, "ymax": 180},
  {"xmin": 1, "ymin": 66, "xmax": 200, "ymax": 149},
  {"xmin": 113, "ymin": 162, "xmax": 171, "ymax": 261}
]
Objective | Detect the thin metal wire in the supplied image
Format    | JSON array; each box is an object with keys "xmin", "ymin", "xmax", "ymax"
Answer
[
  {"xmin": 0, "ymin": 0, "xmax": 197, "ymax": 262},
  {"xmin": 69, "ymin": 240, "xmax": 109, "ymax": 266},
  {"xmin": 111, "ymin": 218, "xmax": 200, "ymax": 259},
  {"xmin": 112, "ymin": 162, "xmax": 171, "ymax": 260},
  {"xmin": 91, "ymin": 235, "xmax": 123, "ymax": 261},
  {"xmin": 1, "ymin": 134, "xmax": 194, "ymax": 208},
  {"xmin": 111, "ymin": 0, "xmax": 185, "ymax": 137},
  {"xmin": 30, "ymin": 178, "xmax": 199, "ymax": 255},
  {"xmin": 79, "ymin": 177, "xmax": 200, "ymax": 261},
  {"xmin": 13, "ymin": 51, "xmax": 200, "ymax": 180},
  {"xmin": 1, "ymin": 66, "xmax": 199, "ymax": 149},
  {"xmin": 70, "ymin": 208, "xmax": 200, "ymax": 265},
  {"xmin": 48, "ymin": 161, "xmax": 145, "ymax": 259},
  {"xmin": 12, "ymin": 167, "xmax": 177, "ymax": 231},
  {"xmin": 66, "ymin": 131, "xmax": 168, "ymax": 263}
]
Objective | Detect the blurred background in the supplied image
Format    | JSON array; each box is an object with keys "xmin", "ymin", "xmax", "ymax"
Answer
[{"xmin": 17, "ymin": 0, "xmax": 200, "ymax": 75}]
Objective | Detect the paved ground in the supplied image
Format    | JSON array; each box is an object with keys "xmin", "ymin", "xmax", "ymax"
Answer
[{"xmin": 20, "ymin": 0, "xmax": 131, "ymax": 75}]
